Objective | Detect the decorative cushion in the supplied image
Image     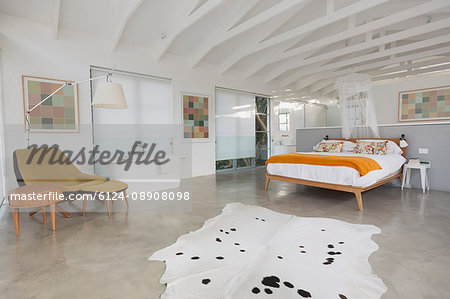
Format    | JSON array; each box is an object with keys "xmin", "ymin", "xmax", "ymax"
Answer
[
  {"xmin": 359, "ymin": 139, "xmax": 403, "ymax": 155},
  {"xmin": 313, "ymin": 140, "xmax": 356, "ymax": 152},
  {"xmin": 316, "ymin": 142, "xmax": 344, "ymax": 153},
  {"xmin": 354, "ymin": 141, "xmax": 388, "ymax": 155}
]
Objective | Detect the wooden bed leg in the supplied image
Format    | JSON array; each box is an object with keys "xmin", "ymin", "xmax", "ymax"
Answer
[
  {"xmin": 265, "ymin": 177, "xmax": 270, "ymax": 191},
  {"xmin": 355, "ymin": 191, "xmax": 363, "ymax": 211}
]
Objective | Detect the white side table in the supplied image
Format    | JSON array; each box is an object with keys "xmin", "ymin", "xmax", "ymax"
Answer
[{"xmin": 401, "ymin": 162, "xmax": 431, "ymax": 193}]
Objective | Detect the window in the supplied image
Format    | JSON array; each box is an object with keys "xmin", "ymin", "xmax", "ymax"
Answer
[
  {"xmin": 346, "ymin": 92, "xmax": 367, "ymax": 126},
  {"xmin": 278, "ymin": 112, "xmax": 289, "ymax": 131}
]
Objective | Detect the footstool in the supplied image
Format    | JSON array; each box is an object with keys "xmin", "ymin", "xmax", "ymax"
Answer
[
  {"xmin": 8, "ymin": 183, "xmax": 64, "ymax": 235},
  {"xmin": 81, "ymin": 180, "xmax": 128, "ymax": 216}
]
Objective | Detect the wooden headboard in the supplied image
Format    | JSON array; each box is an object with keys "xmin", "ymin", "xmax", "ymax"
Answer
[{"xmin": 332, "ymin": 138, "xmax": 407, "ymax": 159}]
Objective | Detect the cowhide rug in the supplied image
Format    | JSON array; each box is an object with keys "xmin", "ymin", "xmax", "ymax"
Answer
[{"xmin": 149, "ymin": 203, "xmax": 386, "ymax": 298}]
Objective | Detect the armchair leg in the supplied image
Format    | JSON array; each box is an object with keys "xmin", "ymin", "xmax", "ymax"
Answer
[
  {"xmin": 13, "ymin": 209, "xmax": 19, "ymax": 236},
  {"xmin": 56, "ymin": 205, "xmax": 71, "ymax": 218},
  {"xmin": 50, "ymin": 203, "xmax": 56, "ymax": 231},
  {"xmin": 82, "ymin": 197, "xmax": 87, "ymax": 216},
  {"xmin": 29, "ymin": 207, "xmax": 42, "ymax": 216},
  {"xmin": 43, "ymin": 206, "xmax": 46, "ymax": 224},
  {"xmin": 106, "ymin": 199, "xmax": 111, "ymax": 216},
  {"xmin": 123, "ymin": 190, "xmax": 129, "ymax": 207}
]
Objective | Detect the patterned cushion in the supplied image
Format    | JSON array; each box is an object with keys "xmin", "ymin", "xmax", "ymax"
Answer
[
  {"xmin": 316, "ymin": 142, "xmax": 344, "ymax": 153},
  {"xmin": 354, "ymin": 141, "xmax": 388, "ymax": 155}
]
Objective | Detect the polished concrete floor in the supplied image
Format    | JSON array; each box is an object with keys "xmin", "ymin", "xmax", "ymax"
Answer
[{"xmin": 0, "ymin": 167, "xmax": 449, "ymax": 298}]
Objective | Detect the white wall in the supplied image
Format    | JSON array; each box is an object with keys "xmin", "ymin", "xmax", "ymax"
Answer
[
  {"xmin": 372, "ymin": 72, "xmax": 450, "ymax": 124},
  {"xmin": 0, "ymin": 13, "xmax": 279, "ymax": 190}
]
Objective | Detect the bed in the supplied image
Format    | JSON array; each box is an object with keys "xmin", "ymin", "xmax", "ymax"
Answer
[{"xmin": 265, "ymin": 138, "xmax": 407, "ymax": 211}]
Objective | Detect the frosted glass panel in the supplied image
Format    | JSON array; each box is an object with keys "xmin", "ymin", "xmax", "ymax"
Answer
[
  {"xmin": 293, "ymin": 108, "xmax": 305, "ymax": 129},
  {"xmin": 215, "ymin": 89, "xmax": 255, "ymax": 160},
  {"xmin": 305, "ymin": 104, "xmax": 326, "ymax": 127}
]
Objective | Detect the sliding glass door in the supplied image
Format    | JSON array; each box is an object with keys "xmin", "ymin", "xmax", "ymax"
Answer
[
  {"xmin": 215, "ymin": 88, "xmax": 270, "ymax": 171},
  {"xmin": 255, "ymin": 96, "xmax": 270, "ymax": 166}
]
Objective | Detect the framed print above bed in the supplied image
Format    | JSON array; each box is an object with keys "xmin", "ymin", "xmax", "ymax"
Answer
[
  {"xmin": 398, "ymin": 85, "xmax": 450, "ymax": 122},
  {"xmin": 22, "ymin": 75, "xmax": 80, "ymax": 133},
  {"xmin": 182, "ymin": 92, "xmax": 209, "ymax": 141}
]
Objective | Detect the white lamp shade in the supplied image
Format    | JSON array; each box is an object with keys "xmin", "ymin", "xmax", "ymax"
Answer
[
  {"xmin": 92, "ymin": 82, "xmax": 127, "ymax": 108},
  {"xmin": 400, "ymin": 139, "xmax": 408, "ymax": 148}
]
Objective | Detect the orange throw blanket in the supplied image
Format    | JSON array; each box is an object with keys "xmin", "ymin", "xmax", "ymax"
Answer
[{"xmin": 265, "ymin": 153, "xmax": 382, "ymax": 176}]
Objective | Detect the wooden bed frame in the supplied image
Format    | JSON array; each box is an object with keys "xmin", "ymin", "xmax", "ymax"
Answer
[{"xmin": 265, "ymin": 138, "xmax": 407, "ymax": 211}]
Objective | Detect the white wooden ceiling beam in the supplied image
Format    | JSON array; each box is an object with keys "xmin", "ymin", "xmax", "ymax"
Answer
[
  {"xmin": 226, "ymin": 0, "xmax": 261, "ymax": 31},
  {"xmin": 327, "ymin": 0, "xmax": 334, "ymax": 15},
  {"xmin": 243, "ymin": 0, "xmax": 450, "ymax": 79},
  {"xmin": 265, "ymin": 17, "xmax": 450, "ymax": 83},
  {"xmin": 110, "ymin": 0, "xmax": 144, "ymax": 51},
  {"xmin": 379, "ymin": 30, "xmax": 386, "ymax": 52},
  {"xmin": 320, "ymin": 84, "xmax": 338, "ymax": 96},
  {"xmin": 282, "ymin": 33, "xmax": 450, "ymax": 86},
  {"xmin": 372, "ymin": 64, "xmax": 450, "ymax": 81},
  {"xmin": 314, "ymin": 53, "xmax": 450, "ymax": 95},
  {"xmin": 321, "ymin": 62, "xmax": 450, "ymax": 96},
  {"xmin": 188, "ymin": 0, "xmax": 261, "ymax": 67},
  {"xmin": 310, "ymin": 78, "xmax": 336, "ymax": 93},
  {"xmin": 191, "ymin": 0, "xmax": 311, "ymax": 68},
  {"xmin": 367, "ymin": 56, "xmax": 450, "ymax": 77},
  {"xmin": 155, "ymin": 0, "xmax": 225, "ymax": 61},
  {"xmin": 189, "ymin": 0, "xmax": 209, "ymax": 15},
  {"xmin": 294, "ymin": 72, "xmax": 338, "ymax": 91},
  {"xmin": 220, "ymin": 0, "xmax": 389, "ymax": 74},
  {"xmin": 295, "ymin": 46, "xmax": 450, "ymax": 94},
  {"xmin": 320, "ymin": 64, "xmax": 450, "ymax": 97},
  {"xmin": 52, "ymin": 0, "xmax": 60, "ymax": 39},
  {"xmin": 347, "ymin": 14, "xmax": 356, "ymax": 29}
]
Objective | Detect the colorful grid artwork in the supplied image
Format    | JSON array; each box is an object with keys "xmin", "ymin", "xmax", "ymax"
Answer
[
  {"xmin": 183, "ymin": 93, "xmax": 209, "ymax": 139},
  {"xmin": 399, "ymin": 86, "xmax": 450, "ymax": 122},
  {"xmin": 22, "ymin": 76, "xmax": 79, "ymax": 132}
]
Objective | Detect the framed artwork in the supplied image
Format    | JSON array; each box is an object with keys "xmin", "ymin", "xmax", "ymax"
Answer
[
  {"xmin": 182, "ymin": 92, "xmax": 209, "ymax": 140},
  {"xmin": 398, "ymin": 85, "xmax": 450, "ymax": 122},
  {"xmin": 22, "ymin": 75, "xmax": 80, "ymax": 132}
]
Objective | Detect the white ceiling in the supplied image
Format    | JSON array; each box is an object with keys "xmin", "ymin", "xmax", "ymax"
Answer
[{"xmin": 1, "ymin": 0, "xmax": 450, "ymax": 100}]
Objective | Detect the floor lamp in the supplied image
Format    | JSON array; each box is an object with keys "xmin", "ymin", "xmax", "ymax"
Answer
[
  {"xmin": 25, "ymin": 72, "xmax": 127, "ymax": 148},
  {"xmin": 23, "ymin": 72, "xmax": 127, "ymax": 217}
]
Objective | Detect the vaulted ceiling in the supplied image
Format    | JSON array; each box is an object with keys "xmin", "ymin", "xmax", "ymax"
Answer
[{"xmin": 1, "ymin": 0, "xmax": 450, "ymax": 100}]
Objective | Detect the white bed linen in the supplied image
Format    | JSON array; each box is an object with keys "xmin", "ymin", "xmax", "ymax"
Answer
[{"xmin": 266, "ymin": 152, "xmax": 406, "ymax": 187}]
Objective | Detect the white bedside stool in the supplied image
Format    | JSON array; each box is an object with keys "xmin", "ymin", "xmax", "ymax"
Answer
[{"xmin": 401, "ymin": 162, "xmax": 431, "ymax": 193}]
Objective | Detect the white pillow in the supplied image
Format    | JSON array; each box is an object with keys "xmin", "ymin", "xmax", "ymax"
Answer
[
  {"xmin": 313, "ymin": 140, "xmax": 356, "ymax": 152},
  {"xmin": 358, "ymin": 139, "xmax": 403, "ymax": 155}
]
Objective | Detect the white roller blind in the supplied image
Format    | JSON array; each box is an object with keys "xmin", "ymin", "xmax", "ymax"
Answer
[
  {"xmin": 215, "ymin": 89, "xmax": 255, "ymax": 160},
  {"xmin": 91, "ymin": 69, "xmax": 173, "ymax": 177},
  {"xmin": 91, "ymin": 69, "xmax": 171, "ymax": 124}
]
